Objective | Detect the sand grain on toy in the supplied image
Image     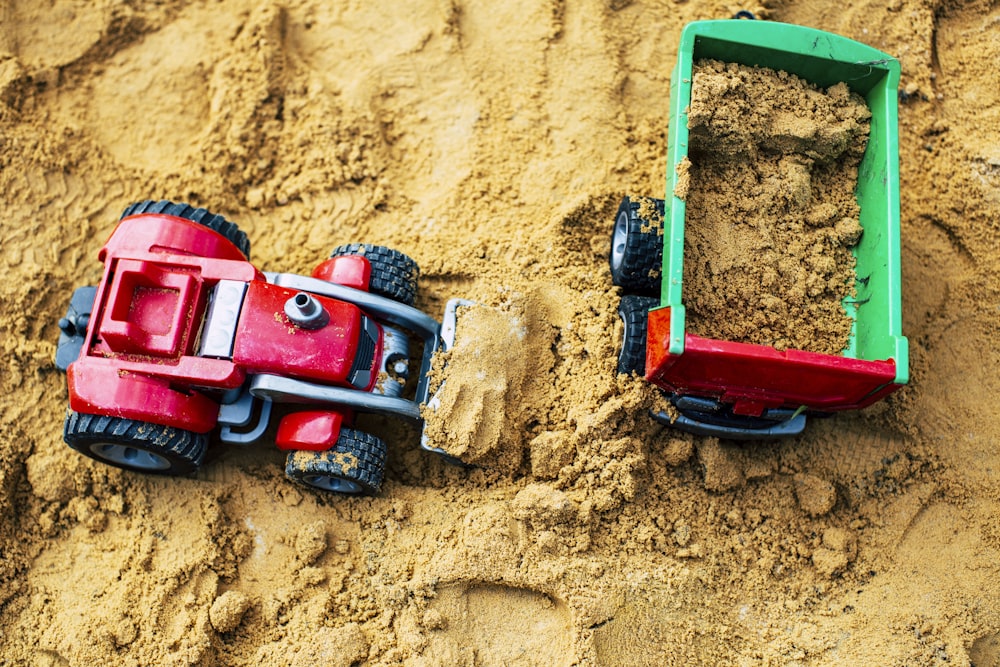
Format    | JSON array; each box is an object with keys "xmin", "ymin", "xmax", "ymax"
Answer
[{"xmin": 3, "ymin": 1, "xmax": 1000, "ymax": 665}]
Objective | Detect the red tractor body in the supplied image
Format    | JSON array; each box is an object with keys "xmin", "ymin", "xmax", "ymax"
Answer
[{"xmin": 67, "ymin": 214, "xmax": 374, "ymax": 438}]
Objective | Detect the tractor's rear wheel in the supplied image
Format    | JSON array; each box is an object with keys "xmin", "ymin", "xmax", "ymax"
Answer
[
  {"xmin": 618, "ymin": 295, "xmax": 659, "ymax": 376},
  {"xmin": 330, "ymin": 243, "xmax": 419, "ymax": 307},
  {"xmin": 610, "ymin": 195, "xmax": 664, "ymax": 293},
  {"xmin": 121, "ymin": 199, "xmax": 251, "ymax": 259},
  {"xmin": 284, "ymin": 427, "xmax": 387, "ymax": 495},
  {"xmin": 64, "ymin": 411, "xmax": 207, "ymax": 475}
]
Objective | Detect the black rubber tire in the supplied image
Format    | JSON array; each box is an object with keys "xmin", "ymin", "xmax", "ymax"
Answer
[
  {"xmin": 121, "ymin": 199, "xmax": 251, "ymax": 259},
  {"xmin": 618, "ymin": 295, "xmax": 659, "ymax": 376},
  {"xmin": 284, "ymin": 427, "xmax": 387, "ymax": 495},
  {"xmin": 609, "ymin": 195, "xmax": 664, "ymax": 293},
  {"xmin": 64, "ymin": 411, "xmax": 207, "ymax": 475},
  {"xmin": 330, "ymin": 243, "xmax": 419, "ymax": 307}
]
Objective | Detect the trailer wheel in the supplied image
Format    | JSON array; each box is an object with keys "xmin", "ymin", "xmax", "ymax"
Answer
[
  {"xmin": 121, "ymin": 199, "xmax": 251, "ymax": 259},
  {"xmin": 330, "ymin": 243, "xmax": 419, "ymax": 307},
  {"xmin": 284, "ymin": 427, "xmax": 387, "ymax": 495},
  {"xmin": 618, "ymin": 295, "xmax": 659, "ymax": 375},
  {"xmin": 64, "ymin": 411, "xmax": 207, "ymax": 475},
  {"xmin": 609, "ymin": 196, "xmax": 664, "ymax": 293}
]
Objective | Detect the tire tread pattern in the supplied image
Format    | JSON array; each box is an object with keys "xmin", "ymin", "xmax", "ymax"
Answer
[
  {"xmin": 330, "ymin": 243, "xmax": 419, "ymax": 306},
  {"xmin": 610, "ymin": 196, "xmax": 664, "ymax": 293},
  {"xmin": 284, "ymin": 427, "xmax": 387, "ymax": 494},
  {"xmin": 121, "ymin": 199, "xmax": 251, "ymax": 259},
  {"xmin": 618, "ymin": 295, "xmax": 659, "ymax": 375},
  {"xmin": 63, "ymin": 410, "xmax": 207, "ymax": 474}
]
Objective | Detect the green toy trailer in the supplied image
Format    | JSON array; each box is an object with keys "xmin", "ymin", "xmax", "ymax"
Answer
[{"xmin": 611, "ymin": 20, "xmax": 909, "ymax": 438}]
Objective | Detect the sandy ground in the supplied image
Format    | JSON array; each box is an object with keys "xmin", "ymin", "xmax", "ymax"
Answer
[{"xmin": 2, "ymin": 0, "xmax": 1000, "ymax": 665}]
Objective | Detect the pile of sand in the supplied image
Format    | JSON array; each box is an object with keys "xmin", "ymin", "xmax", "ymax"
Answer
[{"xmin": 683, "ymin": 59, "xmax": 870, "ymax": 354}]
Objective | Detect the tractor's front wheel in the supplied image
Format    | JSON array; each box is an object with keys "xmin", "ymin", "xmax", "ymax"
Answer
[
  {"xmin": 330, "ymin": 243, "xmax": 419, "ymax": 307},
  {"xmin": 617, "ymin": 295, "xmax": 658, "ymax": 376},
  {"xmin": 285, "ymin": 428, "xmax": 387, "ymax": 495},
  {"xmin": 64, "ymin": 411, "xmax": 207, "ymax": 475}
]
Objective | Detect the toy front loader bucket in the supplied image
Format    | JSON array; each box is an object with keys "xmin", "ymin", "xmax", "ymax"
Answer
[
  {"xmin": 650, "ymin": 20, "xmax": 908, "ymax": 413},
  {"xmin": 419, "ymin": 298, "xmax": 475, "ymax": 460}
]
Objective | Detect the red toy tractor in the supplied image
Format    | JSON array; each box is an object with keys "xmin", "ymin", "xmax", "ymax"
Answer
[{"xmin": 56, "ymin": 200, "xmax": 463, "ymax": 494}]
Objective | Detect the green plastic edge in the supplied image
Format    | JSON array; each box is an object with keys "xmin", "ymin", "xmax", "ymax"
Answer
[{"xmin": 661, "ymin": 20, "xmax": 909, "ymax": 385}]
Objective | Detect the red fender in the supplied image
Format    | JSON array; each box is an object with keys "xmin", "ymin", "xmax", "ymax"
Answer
[
  {"xmin": 67, "ymin": 362, "xmax": 218, "ymax": 433},
  {"xmin": 312, "ymin": 255, "xmax": 371, "ymax": 291},
  {"xmin": 101, "ymin": 215, "xmax": 247, "ymax": 262},
  {"xmin": 276, "ymin": 411, "xmax": 350, "ymax": 451}
]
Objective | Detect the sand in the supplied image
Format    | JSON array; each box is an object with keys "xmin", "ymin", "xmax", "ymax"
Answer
[
  {"xmin": 683, "ymin": 59, "xmax": 869, "ymax": 355},
  {"xmin": 2, "ymin": 0, "xmax": 1000, "ymax": 665}
]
